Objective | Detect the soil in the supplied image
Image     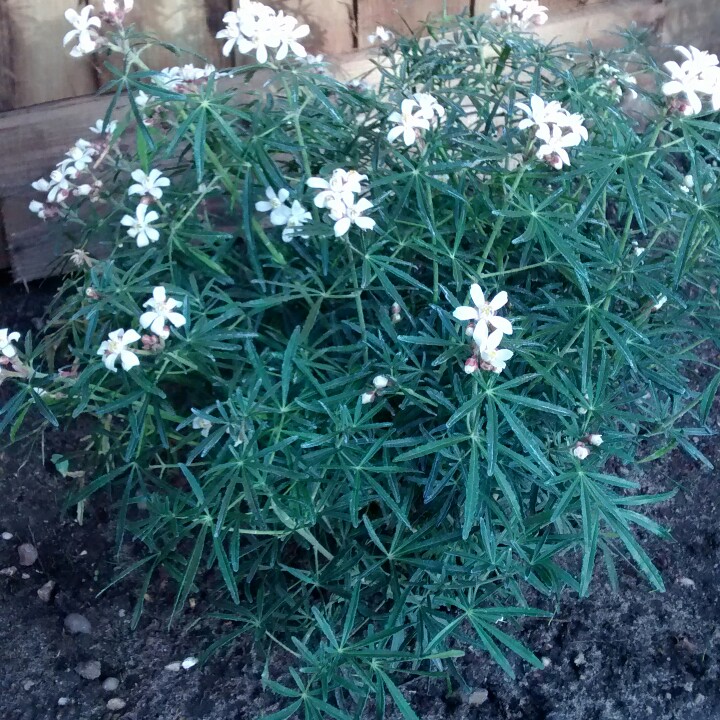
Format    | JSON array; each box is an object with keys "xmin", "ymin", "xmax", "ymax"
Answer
[{"xmin": 1, "ymin": 275, "xmax": 719, "ymax": 720}]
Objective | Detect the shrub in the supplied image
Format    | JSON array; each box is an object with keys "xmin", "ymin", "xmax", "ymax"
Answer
[{"xmin": 5, "ymin": 1, "xmax": 720, "ymax": 715}]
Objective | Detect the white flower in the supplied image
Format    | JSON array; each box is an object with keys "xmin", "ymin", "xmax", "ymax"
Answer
[
  {"xmin": 135, "ymin": 91, "xmax": 151, "ymax": 108},
  {"xmin": 255, "ymin": 187, "xmax": 291, "ymax": 225},
  {"xmin": 307, "ymin": 170, "xmax": 360, "ymax": 210},
  {"xmin": 89, "ymin": 118, "xmax": 118, "ymax": 135},
  {"xmin": 97, "ymin": 329, "xmax": 141, "ymax": 372},
  {"xmin": 281, "ymin": 201, "xmax": 312, "ymax": 242},
  {"xmin": 128, "ymin": 169, "xmax": 171, "ymax": 200},
  {"xmin": 361, "ymin": 391, "xmax": 375, "ymax": 404},
  {"xmin": 29, "ymin": 200, "xmax": 50, "ymax": 220},
  {"xmin": 192, "ymin": 416, "xmax": 213, "ymax": 437},
  {"xmin": 412, "ymin": 93, "xmax": 445, "ymax": 123},
  {"xmin": 45, "ymin": 166, "xmax": 78, "ymax": 203},
  {"xmin": 490, "ymin": 0, "xmax": 548, "ymax": 28},
  {"xmin": 103, "ymin": 0, "xmax": 134, "ymax": 15},
  {"xmin": 368, "ymin": 26, "xmax": 394, "ymax": 44},
  {"xmin": 63, "ymin": 6, "xmax": 101, "ymax": 56},
  {"xmin": 588, "ymin": 434, "xmax": 603, "ymax": 447},
  {"xmin": 120, "ymin": 204, "xmax": 161, "ymax": 247},
  {"xmin": 572, "ymin": 444, "xmax": 590, "ymax": 460},
  {"xmin": 275, "ymin": 13, "xmax": 310, "ymax": 61},
  {"xmin": 452, "ymin": 284, "xmax": 513, "ymax": 336},
  {"xmin": 474, "ymin": 324, "xmax": 514, "ymax": 374},
  {"xmin": 387, "ymin": 99, "xmax": 430, "ymax": 147},
  {"xmin": 139, "ymin": 286, "xmax": 186, "ymax": 339},
  {"xmin": 216, "ymin": 11, "xmax": 244, "ymax": 57},
  {"xmin": 373, "ymin": 375, "xmax": 389, "ymax": 389},
  {"xmin": 662, "ymin": 45, "xmax": 720, "ymax": 115},
  {"xmin": 63, "ymin": 139, "xmax": 97, "ymax": 172},
  {"xmin": 516, "ymin": 95, "xmax": 566, "ymax": 132},
  {"xmin": 535, "ymin": 124, "xmax": 582, "ymax": 170},
  {"xmin": 330, "ymin": 197, "xmax": 376, "ymax": 237},
  {"xmin": 652, "ymin": 295, "xmax": 668, "ymax": 311},
  {"xmin": 0, "ymin": 329, "xmax": 21, "ymax": 359}
]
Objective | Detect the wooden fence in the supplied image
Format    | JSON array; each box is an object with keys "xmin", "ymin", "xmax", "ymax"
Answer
[{"xmin": 0, "ymin": 0, "xmax": 718, "ymax": 280}]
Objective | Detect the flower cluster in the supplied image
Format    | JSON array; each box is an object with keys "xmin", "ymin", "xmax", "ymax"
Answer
[
  {"xmin": 255, "ymin": 188, "xmax": 312, "ymax": 242},
  {"xmin": 572, "ymin": 433, "xmax": 603, "ymax": 460},
  {"xmin": 596, "ymin": 63, "xmax": 638, "ymax": 101},
  {"xmin": 387, "ymin": 93, "xmax": 445, "ymax": 147},
  {"xmin": 216, "ymin": 1, "xmax": 309, "ymax": 64},
  {"xmin": 98, "ymin": 287, "xmax": 186, "ymax": 372},
  {"xmin": 307, "ymin": 170, "xmax": 376, "ymax": 237},
  {"xmin": 156, "ymin": 64, "xmax": 219, "ymax": 93},
  {"xmin": 662, "ymin": 45, "xmax": 720, "ymax": 115},
  {"xmin": 489, "ymin": 0, "xmax": 548, "ymax": 29},
  {"xmin": 29, "ymin": 121, "xmax": 116, "ymax": 219},
  {"xmin": 120, "ymin": 169, "xmax": 170, "ymax": 247},
  {"xmin": 64, "ymin": 1, "xmax": 134, "ymax": 57},
  {"xmin": 453, "ymin": 284, "xmax": 514, "ymax": 374},
  {"xmin": 517, "ymin": 95, "xmax": 588, "ymax": 169},
  {"xmin": 361, "ymin": 375, "xmax": 390, "ymax": 404}
]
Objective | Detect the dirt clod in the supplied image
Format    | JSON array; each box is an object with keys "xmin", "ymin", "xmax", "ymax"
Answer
[
  {"xmin": 17, "ymin": 543, "xmax": 38, "ymax": 567},
  {"xmin": 36, "ymin": 579, "xmax": 55, "ymax": 602},
  {"xmin": 64, "ymin": 613, "xmax": 92, "ymax": 635},
  {"xmin": 75, "ymin": 660, "xmax": 101, "ymax": 680}
]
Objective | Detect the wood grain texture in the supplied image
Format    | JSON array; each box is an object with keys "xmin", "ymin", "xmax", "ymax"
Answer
[
  {"xmin": 357, "ymin": 0, "xmax": 471, "ymax": 49},
  {"xmin": 2, "ymin": 0, "xmax": 97, "ymax": 110}
]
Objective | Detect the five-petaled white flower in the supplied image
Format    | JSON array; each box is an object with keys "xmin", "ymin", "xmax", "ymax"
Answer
[
  {"xmin": 128, "ymin": 169, "xmax": 171, "ymax": 200},
  {"xmin": 516, "ymin": 95, "xmax": 566, "ymax": 132},
  {"xmin": 64, "ymin": 6, "xmax": 101, "ymax": 57},
  {"xmin": 330, "ymin": 197, "xmax": 376, "ymax": 237},
  {"xmin": 306, "ymin": 170, "xmax": 359, "ymax": 210},
  {"xmin": 103, "ymin": 0, "xmax": 134, "ymax": 18},
  {"xmin": 535, "ymin": 124, "xmax": 582, "ymax": 170},
  {"xmin": 98, "ymin": 329, "xmax": 141, "ymax": 372},
  {"xmin": 473, "ymin": 323, "xmax": 514, "ymax": 374},
  {"xmin": 281, "ymin": 201, "xmax": 312, "ymax": 242},
  {"xmin": 255, "ymin": 187, "xmax": 292, "ymax": 225},
  {"xmin": 387, "ymin": 99, "xmax": 431, "ymax": 147},
  {"xmin": 89, "ymin": 118, "xmax": 118, "ymax": 136},
  {"xmin": 368, "ymin": 25, "xmax": 394, "ymax": 44},
  {"xmin": 121, "ymin": 204, "xmax": 161, "ymax": 247},
  {"xmin": 192, "ymin": 416, "xmax": 213, "ymax": 437},
  {"xmin": 0, "ymin": 329, "xmax": 21, "ymax": 359},
  {"xmin": 139, "ymin": 286, "xmax": 186, "ymax": 339},
  {"xmin": 453, "ymin": 284, "xmax": 513, "ymax": 336}
]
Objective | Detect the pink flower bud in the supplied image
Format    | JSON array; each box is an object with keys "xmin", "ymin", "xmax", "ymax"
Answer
[{"xmin": 464, "ymin": 357, "xmax": 478, "ymax": 374}]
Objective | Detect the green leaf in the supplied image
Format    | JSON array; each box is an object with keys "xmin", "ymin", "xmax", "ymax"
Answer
[
  {"xmin": 462, "ymin": 442, "xmax": 480, "ymax": 540},
  {"xmin": 375, "ymin": 668, "xmax": 421, "ymax": 720},
  {"xmin": 171, "ymin": 522, "xmax": 209, "ymax": 622}
]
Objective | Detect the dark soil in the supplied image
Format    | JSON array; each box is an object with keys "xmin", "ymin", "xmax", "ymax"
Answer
[{"xmin": 1, "ymin": 277, "xmax": 719, "ymax": 720}]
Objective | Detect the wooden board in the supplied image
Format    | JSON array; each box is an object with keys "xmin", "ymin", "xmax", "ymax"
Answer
[
  {"xmin": 1, "ymin": 0, "xmax": 97, "ymax": 110},
  {"xmin": 357, "ymin": 0, "xmax": 471, "ymax": 49},
  {"xmin": 278, "ymin": 0, "xmax": 355, "ymax": 56}
]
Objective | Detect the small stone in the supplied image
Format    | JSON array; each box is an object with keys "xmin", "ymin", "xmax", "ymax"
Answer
[
  {"xmin": 468, "ymin": 689, "xmax": 489, "ymax": 706},
  {"xmin": 23, "ymin": 679, "xmax": 36, "ymax": 691},
  {"xmin": 103, "ymin": 677, "xmax": 120, "ymax": 692},
  {"xmin": 1, "ymin": 532, "xmax": 13, "ymax": 540},
  {"xmin": 541, "ymin": 656, "xmax": 552, "ymax": 668},
  {"xmin": 58, "ymin": 697, "xmax": 71, "ymax": 706},
  {"xmin": 678, "ymin": 577, "xmax": 696, "ymax": 589},
  {"xmin": 18, "ymin": 543, "xmax": 38, "ymax": 567},
  {"xmin": 107, "ymin": 698, "xmax": 127, "ymax": 711},
  {"xmin": 164, "ymin": 661, "xmax": 182, "ymax": 672},
  {"xmin": 21, "ymin": 573, "xmax": 30, "ymax": 580},
  {"xmin": 37, "ymin": 580, "xmax": 56, "ymax": 603},
  {"xmin": 76, "ymin": 660, "xmax": 101, "ymax": 680},
  {"xmin": 0, "ymin": 566, "xmax": 17, "ymax": 577},
  {"xmin": 181, "ymin": 656, "xmax": 198, "ymax": 670},
  {"xmin": 574, "ymin": 651, "xmax": 586, "ymax": 666},
  {"xmin": 118, "ymin": 609, "xmax": 126, "ymax": 618},
  {"xmin": 64, "ymin": 613, "xmax": 92, "ymax": 635}
]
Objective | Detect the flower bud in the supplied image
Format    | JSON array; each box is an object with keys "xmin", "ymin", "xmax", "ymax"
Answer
[
  {"xmin": 588, "ymin": 434, "xmax": 603, "ymax": 447},
  {"xmin": 465, "ymin": 322, "xmax": 475, "ymax": 338},
  {"xmin": 572, "ymin": 444, "xmax": 589, "ymax": 460},
  {"xmin": 372, "ymin": 375, "xmax": 389, "ymax": 390},
  {"xmin": 361, "ymin": 392, "xmax": 375, "ymax": 404},
  {"xmin": 464, "ymin": 356, "xmax": 478, "ymax": 374}
]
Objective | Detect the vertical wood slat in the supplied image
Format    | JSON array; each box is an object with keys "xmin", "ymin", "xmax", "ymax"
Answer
[
  {"xmin": 356, "ymin": 0, "xmax": 471, "ymax": 49},
  {"xmin": 1, "ymin": 0, "xmax": 97, "ymax": 110}
]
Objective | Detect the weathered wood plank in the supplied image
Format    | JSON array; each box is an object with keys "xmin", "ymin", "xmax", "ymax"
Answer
[
  {"xmin": 357, "ymin": 0, "xmax": 471, "ymax": 49},
  {"xmin": 1, "ymin": 0, "xmax": 97, "ymax": 110}
]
